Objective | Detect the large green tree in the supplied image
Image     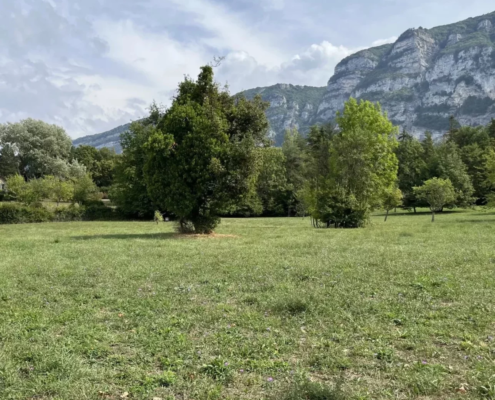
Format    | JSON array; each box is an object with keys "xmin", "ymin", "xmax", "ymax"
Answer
[
  {"xmin": 282, "ymin": 128, "xmax": 306, "ymax": 216},
  {"xmin": 143, "ymin": 66, "xmax": 269, "ymax": 233},
  {"xmin": 0, "ymin": 119, "xmax": 81, "ymax": 179}
]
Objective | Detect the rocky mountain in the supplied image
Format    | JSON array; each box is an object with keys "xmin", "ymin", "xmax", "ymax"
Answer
[
  {"xmin": 74, "ymin": 11, "xmax": 495, "ymax": 150},
  {"xmin": 241, "ymin": 84, "xmax": 327, "ymax": 145},
  {"xmin": 72, "ymin": 123, "xmax": 131, "ymax": 153}
]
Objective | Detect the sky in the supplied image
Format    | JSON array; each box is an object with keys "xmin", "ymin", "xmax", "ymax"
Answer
[{"xmin": 0, "ymin": 0, "xmax": 494, "ymax": 139}]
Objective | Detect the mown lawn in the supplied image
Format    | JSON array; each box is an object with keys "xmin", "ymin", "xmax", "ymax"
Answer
[{"xmin": 1, "ymin": 210, "xmax": 495, "ymax": 399}]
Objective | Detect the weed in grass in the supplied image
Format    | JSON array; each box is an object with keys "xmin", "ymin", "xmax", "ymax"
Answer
[
  {"xmin": 277, "ymin": 379, "xmax": 345, "ymax": 400},
  {"xmin": 200, "ymin": 358, "xmax": 233, "ymax": 382},
  {"xmin": 274, "ymin": 297, "xmax": 310, "ymax": 315}
]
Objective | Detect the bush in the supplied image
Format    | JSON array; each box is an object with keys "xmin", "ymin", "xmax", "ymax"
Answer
[
  {"xmin": 82, "ymin": 202, "xmax": 123, "ymax": 221},
  {"xmin": 0, "ymin": 203, "xmax": 52, "ymax": 224},
  {"xmin": 53, "ymin": 205, "xmax": 85, "ymax": 222},
  {"xmin": 0, "ymin": 202, "xmax": 125, "ymax": 224}
]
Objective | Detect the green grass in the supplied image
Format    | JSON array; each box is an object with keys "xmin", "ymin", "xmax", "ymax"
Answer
[{"xmin": 2, "ymin": 210, "xmax": 495, "ymax": 399}]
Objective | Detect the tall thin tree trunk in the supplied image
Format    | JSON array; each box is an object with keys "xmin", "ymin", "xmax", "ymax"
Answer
[
  {"xmin": 431, "ymin": 211, "xmax": 435, "ymax": 222},
  {"xmin": 413, "ymin": 207, "xmax": 416, "ymax": 214},
  {"xmin": 385, "ymin": 209, "xmax": 389, "ymax": 222}
]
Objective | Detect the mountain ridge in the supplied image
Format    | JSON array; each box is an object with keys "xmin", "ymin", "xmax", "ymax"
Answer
[{"xmin": 74, "ymin": 11, "xmax": 495, "ymax": 150}]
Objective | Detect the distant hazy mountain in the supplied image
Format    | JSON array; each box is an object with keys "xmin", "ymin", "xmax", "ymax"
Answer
[
  {"xmin": 73, "ymin": 123, "xmax": 131, "ymax": 153},
  {"xmin": 74, "ymin": 11, "xmax": 495, "ymax": 151}
]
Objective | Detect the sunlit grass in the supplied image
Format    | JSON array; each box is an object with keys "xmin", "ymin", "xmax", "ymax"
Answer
[{"xmin": 1, "ymin": 209, "xmax": 495, "ymax": 399}]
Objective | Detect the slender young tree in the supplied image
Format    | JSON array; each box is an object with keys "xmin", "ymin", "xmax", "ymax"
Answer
[{"xmin": 414, "ymin": 178, "xmax": 456, "ymax": 222}]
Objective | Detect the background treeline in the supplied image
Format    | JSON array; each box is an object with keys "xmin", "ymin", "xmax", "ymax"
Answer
[
  {"xmin": 2, "ymin": 67, "xmax": 495, "ymax": 229},
  {"xmin": 0, "ymin": 119, "xmax": 122, "ymax": 223}
]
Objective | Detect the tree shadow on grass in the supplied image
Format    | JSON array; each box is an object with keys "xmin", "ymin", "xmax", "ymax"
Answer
[
  {"xmin": 443, "ymin": 219, "xmax": 494, "ymax": 224},
  {"xmin": 72, "ymin": 232, "xmax": 177, "ymax": 241},
  {"xmin": 376, "ymin": 210, "xmax": 459, "ymax": 217}
]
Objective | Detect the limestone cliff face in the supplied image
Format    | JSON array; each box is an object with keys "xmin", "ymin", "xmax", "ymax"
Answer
[
  {"xmin": 243, "ymin": 12, "xmax": 495, "ymax": 144},
  {"xmin": 241, "ymin": 84, "xmax": 326, "ymax": 145},
  {"xmin": 319, "ymin": 12, "xmax": 495, "ymax": 138}
]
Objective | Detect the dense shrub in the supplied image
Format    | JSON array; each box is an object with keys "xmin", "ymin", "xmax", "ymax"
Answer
[
  {"xmin": 0, "ymin": 202, "xmax": 124, "ymax": 224},
  {"xmin": 83, "ymin": 203, "xmax": 121, "ymax": 221},
  {"xmin": 0, "ymin": 203, "xmax": 52, "ymax": 224},
  {"xmin": 53, "ymin": 205, "xmax": 85, "ymax": 222}
]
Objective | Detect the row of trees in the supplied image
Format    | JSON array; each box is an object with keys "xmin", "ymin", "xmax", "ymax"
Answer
[
  {"xmin": 4, "ymin": 174, "xmax": 99, "ymax": 206},
  {"xmin": 108, "ymin": 66, "xmax": 495, "ymax": 232},
  {"xmin": 110, "ymin": 66, "xmax": 400, "ymax": 232},
  {"xmin": 3, "ymin": 66, "xmax": 495, "ymax": 231},
  {"xmin": 0, "ymin": 119, "xmax": 119, "ymax": 193}
]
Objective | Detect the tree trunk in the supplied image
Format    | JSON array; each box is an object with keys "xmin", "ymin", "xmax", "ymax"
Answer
[
  {"xmin": 413, "ymin": 207, "xmax": 416, "ymax": 214},
  {"xmin": 394, "ymin": 208, "xmax": 397, "ymax": 213},
  {"xmin": 431, "ymin": 211, "xmax": 435, "ymax": 222},
  {"xmin": 385, "ymin": 209, "xmax": 389, "ymax": 222}
]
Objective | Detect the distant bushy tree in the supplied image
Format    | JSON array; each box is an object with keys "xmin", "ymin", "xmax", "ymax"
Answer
[
  {"xmin": 414, "ymin": 178, "xmax": 455, "ymax": 222},
  {"xmin": 282, "ymin": 128, "xmax": 306, "ymax": 216},
  {"xmin": 0, "ymin": 119, "xmax": 74, "ymax": 179},
  {"xmin": 109, "ymin": 111, "xmax": 159, "ymax": 220},
  {"xmin": 5, "ymin": 175, "xmax": 45, "ymax": 205},
  {"xmin": 72, "ymin": 145, "xmax": 119, "ymax": 188},
  {"xmin": 44, "ymin": 176, "xmax": 74, "ymax": 206},
  {"xmin": 143, "ymin": 66, "xmax": 269, "ymax": 233},
  {"xmin": 383, "ymin": 187, "xmax": 402, "ymax": 222},
  {"xmin": 431, "ymin": 141, "xmax": 474, "ymax": 207},
  {"xmin": 396, "ymin": 132, "xmax": 427, "ymax": 212},
  {"xmin": 73, "ymin": 174, "xmax": 99, "ymax": 205},
  {"xmin": 323, "ymin": 99, "xmax": 398, "ymax": 227},
  {"xmin": 256, "ymin": 147, "xmax": 288, "ymax": 215}
]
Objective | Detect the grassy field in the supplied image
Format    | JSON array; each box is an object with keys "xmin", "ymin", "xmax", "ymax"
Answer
[{"xmin": 1, "ymin": 210, "xmax": 495, "ymax": 399}]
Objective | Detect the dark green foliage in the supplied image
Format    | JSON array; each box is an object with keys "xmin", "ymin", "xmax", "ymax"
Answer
[
  {"xmin": 0, "ymin": 203, "xmax": 121, "ymax": 224},
  {"xmin": 0, "ymin": 144, "xmax": 19, "ymax": 178},
  {"xmin": 0, "ymin": 204, "xmax": 52, "ymax": 224},
  {"xmin": 429, "ymin": 141, "xmax": 475, "ymax": 207},
  {"xmin": 283, "ymin": 129, "xmax": 307, "ymax": 216},
  {"xmin": 144, "ymin": 66, "xmax": 269, "ymax": 233},
  {"xmin": 396, "ymin": 132, "xmax": 428, "ymax": 210},
  {"xmin": 455, "ymin": 75, "xmax": 475, "ymax": 86},
  {"xmin": 415, "ymin": 114, "xmax": 451, "ymax": 131},
  {"xmin": 415, "ymin": 104, "xmax": 452, "ymax": 114},
  {"xmin": 488, "ymin": 119, "xmax": 495, "ymax": 139},
  {"xmin": 83, "ymin": 203, "xmax": 122, "ymax": 221},
  {"xmin": 442, "ymin": 32, "xmax": 494, "ymax": 58},
  {"xmin": 53, "ymin": 205, "xmax": 85, "ymax": 222},
  {"xmin": 109, "ymin": 115, "xmax": 158, "ymax": 220},
  {"xmin": 72, "ymin": 145, "xmax": 119, "ymax": 188},
  {"xmin": 459, "ymin": 96, "xmax": 495, "ymax": 116}
]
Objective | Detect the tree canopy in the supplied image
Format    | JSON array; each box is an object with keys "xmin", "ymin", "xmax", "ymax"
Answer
[{"xmin": 143, "ymin": 66, "xmax": 269, "ymax": 233}]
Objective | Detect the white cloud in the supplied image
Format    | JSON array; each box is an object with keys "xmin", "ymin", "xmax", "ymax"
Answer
[
  {"xmin": 371, "ymin": 36, "xmax": 398, "ymax": 46},
  {"xmin": 0, "ymin": 0, "xmax": 402, "ymax": 139}
]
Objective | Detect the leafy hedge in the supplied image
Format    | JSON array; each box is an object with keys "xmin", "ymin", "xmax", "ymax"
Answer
[{"xmin": 0, "ymin": 202, "xmax": 124, "ymax": 224}]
